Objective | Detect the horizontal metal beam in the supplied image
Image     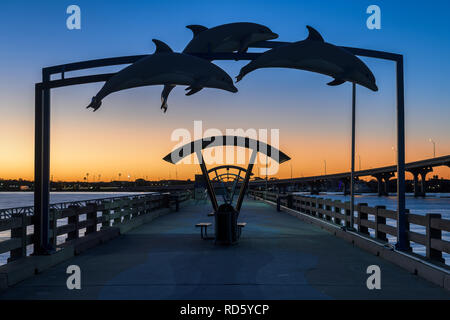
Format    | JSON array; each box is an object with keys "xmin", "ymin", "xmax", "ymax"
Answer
[
  {"xmin": 43, "ymin": 55, "xmax": 148, "ymax": 75},
  {"xmin": 42, "ymin": 40, "xmax": 403, "ymax": 79},
  {"xmin": 38, "ymin": 73, "xmax": 116, "ymax": 90}
]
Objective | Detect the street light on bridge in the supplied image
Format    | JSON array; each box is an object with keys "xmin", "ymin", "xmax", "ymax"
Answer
[{"xmin": 429, "ymin": 138, "xmax": 436, "ymax": 158}]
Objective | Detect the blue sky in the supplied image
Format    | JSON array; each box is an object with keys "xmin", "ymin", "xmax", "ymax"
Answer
[{"xmin": 1, "ymin": 0, "xmax": 449, "ymax": 180}]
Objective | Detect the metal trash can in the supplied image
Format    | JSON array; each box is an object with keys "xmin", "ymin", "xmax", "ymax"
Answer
[{"xmin": 214, "ymin": 203, "xmax": 238, "ymax": 245}]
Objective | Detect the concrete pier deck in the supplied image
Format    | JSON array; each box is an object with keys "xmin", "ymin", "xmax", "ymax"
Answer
[{"xmin": 0, "ymin": 199, "xmax": 449, "ymax": 299}]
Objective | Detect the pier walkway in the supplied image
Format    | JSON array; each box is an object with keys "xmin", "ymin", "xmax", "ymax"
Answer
[{"xmin": 0, "ymin": 199, "xmax": 449, "ymax": 299}]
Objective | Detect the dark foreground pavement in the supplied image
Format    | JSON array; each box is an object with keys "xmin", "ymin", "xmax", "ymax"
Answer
[{"xmin": 1, "ymin": 199, "xmax": 449, "ymax": 299}]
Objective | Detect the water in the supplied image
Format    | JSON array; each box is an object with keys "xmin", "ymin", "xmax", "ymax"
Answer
[
  {"xmin": 0, "ymin": 191, "xmax": 149, "ymax": 209},
  {"xmin": 294, "ymin": 192, "xmax": 450, "ymax": 264}
]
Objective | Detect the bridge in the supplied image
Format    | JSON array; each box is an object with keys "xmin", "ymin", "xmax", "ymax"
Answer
[{"xmin": 249, "ymin": 155, "xmax": 450, "ymax": 197}]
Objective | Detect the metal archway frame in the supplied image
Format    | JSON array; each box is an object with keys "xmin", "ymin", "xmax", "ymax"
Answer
[
  {"xmin": 34, "ymin": 40, "xmax": 408, "ymax": 254},
  {"xmin": 210, "ymin": 165, "xmax": 254, "ymax": 204},
  {"xmin": 162, "ymin": 135, "xmax": 290, "ymax": 215}
]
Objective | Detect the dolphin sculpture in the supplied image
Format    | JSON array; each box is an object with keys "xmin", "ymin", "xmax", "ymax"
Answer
[
  {"xmin": 236, "ymin": 26, "xmax": 378, "ymax": 92},
  {"xmin": 160, "ymin": 22, "xmax": 278, "ymax": 112},
  {"xmin": 183, "ymin": 22, "xmax": 278, "ymax": 54},
  {"xmin": 86, "ymin": 39, "xmax": 238, "ymax": 112}
]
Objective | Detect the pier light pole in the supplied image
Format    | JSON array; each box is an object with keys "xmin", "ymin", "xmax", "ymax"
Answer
[
  {"xmin": 349, "ymin": 82, "xmax": 356, "ymax": 230},
  {"xmin": 265, "ymin": 156, "xmax": 268, "ymax": 198}
]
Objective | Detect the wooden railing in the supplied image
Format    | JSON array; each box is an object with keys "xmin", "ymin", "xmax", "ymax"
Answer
[
  {"xmin": 0, "ymin": 191, "xmax": 191, "ymax": 264},
  {"xmin": 250, "ymin": 191, "xmax": 450, "ymax": 266}
]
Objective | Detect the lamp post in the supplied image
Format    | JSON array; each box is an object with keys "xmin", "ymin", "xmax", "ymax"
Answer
[
  {"xmin": 324, "ymin": 160, "xmax": 327, "ymax": 175},
  {"xmin": 391, "ymin": 146, "xmax": 397, "ymax": 163},
  {"xmin": 429, "ymin": 138, "xmax": 436, "ymax": 158},
  {"xmin": 265, "ymin": 156, "xmax": 268, "ymax": 198},
  {"xmin": 349, "ymin": 82, "xmax": 356, "ymax": 230}
]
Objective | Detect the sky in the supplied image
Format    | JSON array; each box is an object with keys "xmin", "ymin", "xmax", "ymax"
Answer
[{"xmin": 0, "ymin": 0, "xmax": 449, "ymax": 182}]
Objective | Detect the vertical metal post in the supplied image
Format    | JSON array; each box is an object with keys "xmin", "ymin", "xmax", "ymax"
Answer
[
  {"xmin": 196, "ymin": 152, "xmax": 219, "ymax": 212},
  {"xmin": 235, "ymin": 150, "xmax": 257, "ymax": 214},
  {"xmin": 34, "ymin": 72, "xmax": 52, "ymax": 255},
  {"xmin": 395, "ymin": 56, "xmax": 409, "ymax": 251},
  {"xmin": 349, "ymin": 82, "xmax": 356, "ymax": 230},
  {"xmin": 33, "ymin": 84, "xmax": 43, "ymax": 254},
  {"xmin": 42, "ymin": 72, "xmax": 52, "ymax": 252},
  {"xmin": 265, "ymin": 157, "xmax": 268, "ymax": 199}
]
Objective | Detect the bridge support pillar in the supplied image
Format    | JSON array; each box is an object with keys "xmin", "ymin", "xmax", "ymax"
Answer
[
  {"xmin": 409, "ymin": 166, "xmax": 433, "ymax": 197},
  {"xmin": 342, "ymin": 179, "xmax": 350, "ymax": 195},
  {"xmin": 383, "ymin": 175, "xmax": 390, "ymax": 196},
  {"xmin": 374, "ymin": 174, "xmax": 386, "ymax": 196},
  {"xmin": 373, "ymin": 173, "xmax": 394, "ymax": 196},
  {"xmin": 419, "ymin": 170, "xmax": 430, "ymax": 197},
  {"xmin": 411, "ymin": 171, "xmax": 421, "ymax": 197},
  {"xmin": 309, "ymin": 182, "xmax": 319, "ymax": 195}
]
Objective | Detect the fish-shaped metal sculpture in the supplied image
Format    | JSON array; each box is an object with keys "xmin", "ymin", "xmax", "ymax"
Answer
[
  {"xmin": 87, "ymin": 39, "xmax": 238, "ymax": 112},
  {"xmin": 236, "ymin": 26, "xmax": 378, "ymax": 92}
]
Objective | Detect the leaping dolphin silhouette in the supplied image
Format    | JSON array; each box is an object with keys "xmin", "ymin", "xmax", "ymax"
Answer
[
  {"xmin": 236, "ymin": 26, "xmax": 378, "ymax": 92},
  {"xmin": 86, "ymin": 39, "xmax": 238, "ymax": 112},
  {"xmin": 183, "ymin": 22, "xmax": 278, "ymax": 54},
  {"xmin": 161, "ymin": 22, "xmax": 278, "ymax": 112}
]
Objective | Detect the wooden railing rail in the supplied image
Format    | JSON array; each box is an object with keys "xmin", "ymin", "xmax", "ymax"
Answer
[{"xmin": 250, "ymin": 191, "xmax": 449, "ymax": 266}]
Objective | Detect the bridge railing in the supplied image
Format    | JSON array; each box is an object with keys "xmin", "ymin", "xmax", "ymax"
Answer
[
  {"xmin": 0, "ymin": 191, "xmax": 191, "ymax": 265},
  {"xmin": 250, "ymin": 191, "xmax": 450, "ymax": 266}
]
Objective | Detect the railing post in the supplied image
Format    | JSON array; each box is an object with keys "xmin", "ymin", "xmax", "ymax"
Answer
[
  {"xmin": 314, "ymin": 198, "xmax": 319, "ymax": 218},
  {"xmin": 425, "ymin": 213, "xmax": 444, "ymax": 263},
  {"xmin": 113, "ymin": 201, "xmax": 122, "ymax": 226},
  {"xmin": 375, "ymin": 205, "xmax": 388, "ymax": 242},
  {"xmin": 8, "ymin": 214, "xmax": 27, "ymax": 262},
  {"xmin": 325, "ymin": 203, "xmax": 332, "ymax": 221},
  {"xmin": 356, "ymin": 203, "xmax": 368, "ymax": 235},
  {"xmin": 276, "ymin": 195, "xmax": 281, "ymax": 212},
  {"xmin": 66, "ymin": 205, "xmax": 79, "ymax": 241},
  {"xmin": 101, "ymin": 200, "xmax": 110, "ymax": 228},
  {"xmin": 50, "ymin": 208, "xmax": 58, "ymax": 247},
  {"xmin": 86, "ymin": 203, "xmax": 97, "ymax": 234},
  {"xmin": 122, "ymin": 199, "xmax": 131, "ymax": 221},
  {"xmin": 345, "ymin": 206, "xmax": 351, "ymax": 228},
  {"xmin": 334, "ymin": 202, "xmax": 342, "ymax": 226},
  {"xmin": 287, "ymin": 194, "xmax": 293, "ymax": 209}
]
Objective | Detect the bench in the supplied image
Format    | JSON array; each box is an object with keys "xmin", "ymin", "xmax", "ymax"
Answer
[
  {"xmin": 237, "ymin": 222, "xmax": 247, "ymax": 238},
  {"xmin": 195, "ymin": 222, "xmax": 213, "ymax": 240}
]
